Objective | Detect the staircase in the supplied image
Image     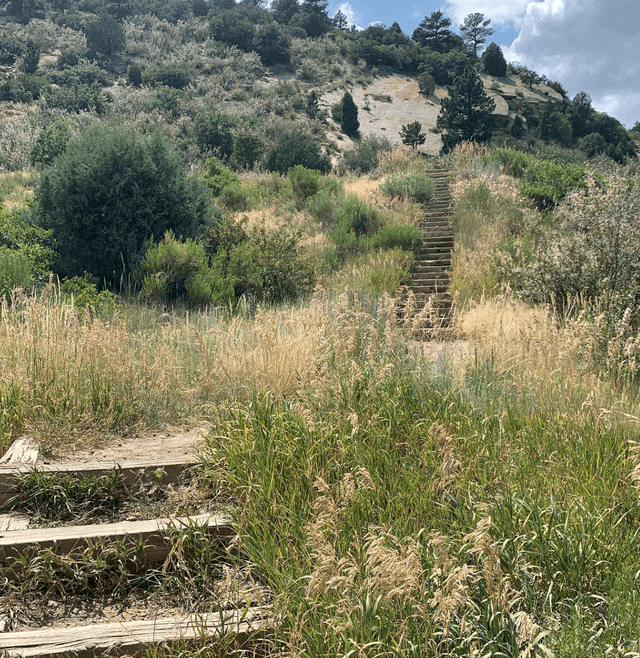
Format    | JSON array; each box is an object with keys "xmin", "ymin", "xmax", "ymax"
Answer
[{"xmin": 396, "ymin": 169, "xmax": 454, "ymax": 339}]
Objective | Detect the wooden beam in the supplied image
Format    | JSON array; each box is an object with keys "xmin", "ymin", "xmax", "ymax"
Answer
[
  {"xmin": 0, "ymin": 514, "xmax": 233, "ymax": 564},
  {"xmin": 0, "ymin": 514, "xmax": 29, "ymax": 531},
  {"xmin": 0, "ymin": 438, "xmax": 39, "ymax": 465},
  {"xmin": 0, "ymin": 607, "xmax": 270, "ymax": 657},
  {"xmin": 0, "ymin": 459, "xmax": 198, "ymax": 507}
]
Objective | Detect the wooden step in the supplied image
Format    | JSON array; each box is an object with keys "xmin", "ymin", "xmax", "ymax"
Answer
[
  {"xmin": 0, "ymin": 608, "xmax": 270, "ymax": 658},
  {"xmin": 0, "ymin": 459, "xmax": 197, "ymax": 508},
  {"xmin": 0, "ymin": 514, "xmax": 233, "ymax": 566}
]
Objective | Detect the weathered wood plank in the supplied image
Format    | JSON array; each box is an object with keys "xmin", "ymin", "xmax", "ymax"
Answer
[
  {"xmin": 0, "ymin": 608, "xmax": 270, "ymax": 657},
  {"xmin": 0, "ymin": 514, "xmax": 233, "ymax": 564},
  {"xmin": 0, "ymin": 514, "xmax": 30, "ymax": 531},
  {"xmin": 0, "ymin": 438, "xmax": 39, "ymax": 465},
  {"xmin": 0, "ymin": 459, "xmax": 197, "ymax": 507}
]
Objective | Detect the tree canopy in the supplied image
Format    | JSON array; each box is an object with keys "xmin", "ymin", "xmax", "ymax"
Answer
[{"xmin": 459, "ymin": 12, "xmax": 494, "ymax": 57}]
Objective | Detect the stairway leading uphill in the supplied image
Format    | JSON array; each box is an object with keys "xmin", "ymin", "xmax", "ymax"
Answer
[{"xmin": 396, "ymin": 169, "xmax": 454, "ymax": 339}]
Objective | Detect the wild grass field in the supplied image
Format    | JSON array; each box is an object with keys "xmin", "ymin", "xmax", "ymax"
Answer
[{"xmin": 3, "ymin": 145, "xmax": 640, "ymax": 656}]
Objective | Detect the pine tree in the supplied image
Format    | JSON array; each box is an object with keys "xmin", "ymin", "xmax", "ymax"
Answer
[
  {"xmin": 340, "ymin": 91, "xmax": 359, "ymax": 137},
  {"xmin": 437, "ymin": 68, "xmax": 495, "ymax": 152},
  {"xmin": 272, "ymin": 0, "xmax": 298, "ymax": 25},
  {"xmin": 459, "ymin": 12, "xmax": 494, "ymax": 57},
  {"xmin": 400, "ymin": 122, "xmax": 426, "ymax": 149},
  {"xmin": 411, "ymin": 10, "xmax": 460, "ymax": 53}
]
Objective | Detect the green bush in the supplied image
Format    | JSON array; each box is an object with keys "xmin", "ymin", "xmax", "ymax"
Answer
[
  {"xmin": 47, "ymin": 64, "xmax": 110, "ymax": 88},
  {"xmin": 30, "ymin": 121, "xmax": 73, "ymax": 168},
  {"xmin": 144, "ymin": 86, "xmax": 184, "ymax": 118},
  {"xmin": 144, "ymin": 68, "xmax": 190, "ymax": 89},
  {"xmin": 202, "ymin": 157, "xmax": 240, "ymax": 197},
  {"xmin": 36, "ymin": 125, "xmax": 208, "ymax": 284},
  {"xmin": 195, "ymin": 110, "xmax": 236, "ymax": 159},
  {"xmin": 141, "ymin": 232, "xmax": 233, "ymax": 307},
  {"xmin": 340, "ymin": 135, "xmax": 392, "ymax": 173},
  {"xmin": 127, "ymin": 63, "xmax": 143, "ymax": 86},
  {"xmin": 0, "ymin": 207, "xmax": 53, "ymax": 281},
  {"xmin": 370, "ymin": 224, "xmax": 422, "ymax": 251},
  {"xmin": 264, "ymin": 132, "xmax": 331, "ymax": 174},
  {"xmin": 330, "ymin": 194, "xmax": 382, "ymax": 259},
  {"xmin": 43, "ymin": 82, "xmax": 110, "ymax": 114},
  {"xmin": 219, "ymin": 183, "xmax": 250, "ymax": 211},
  {"xmin": 232, "ymin": 132, "xmax": 265, "ymax": 170},
  {"xmin": 59, "ymin": 273, "xmax": 116, "ymax": 314},
  {"xmin": 0, "ymin": 247, "xmax": 34, "ymax": 296},
  {"xmin": 289, "ymin": 165, "xmax": 321, "ymax": 209},
  {"xmin": 380, "ymin": 172, "xmax": 434, "ymax": 204}
]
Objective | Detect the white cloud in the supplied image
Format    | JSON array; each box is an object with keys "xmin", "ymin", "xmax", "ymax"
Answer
[
  {"xmin": 504, "ymin": 0, "xmax": 640, "ymax": 126},
  {"xmin": 446, "ymin": 0, "xmax": 533, "ymax": 26}
]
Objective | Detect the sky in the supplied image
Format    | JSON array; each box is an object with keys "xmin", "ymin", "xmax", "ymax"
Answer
[{"xmin": 327, "ymin": 0, "xmax": 639, "ymax": 127}]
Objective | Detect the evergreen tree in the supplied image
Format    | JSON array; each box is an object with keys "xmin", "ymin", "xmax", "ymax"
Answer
[
  {"xmin": 400, "ymin": 121, "xmax": 426, "ymax": 149},
  {"xmin": 272, "ymin": 0, "xmax": 298, "ymax": 25},
  {"xmin": 539, "ymin": 105, "xmax": 573, "ymax": 145},
  {"xmin": 252, "ymin": 22, "xmax": 290, "ymax": 65},
  {"xmin": 332, "ymin": 9, "xmax": 348, "ymax": 30},
  {"xmin": 482, "ymin": 42, "xmax": 507, "ymax": 77},
  {"xmin": 340, "ymin": 91, "xmax": 359, "ymax": 137},
  {"xmin": 411, "ymin": 10, "xmax": 461, "ymax": 53},
  {"xmin": 459, "ymin": 12, "xmax": 494, "ymax": 56},
  {"xmin": 437, "ymin": 67, "xmax": 495, "ymax": 152},
  {"xmin": 84, "ymin": 14, "xmax": 124, "ymax": 59},
  {"xmin": 570, "ymin": 91, "xmax": 593, "ymax": 139}
]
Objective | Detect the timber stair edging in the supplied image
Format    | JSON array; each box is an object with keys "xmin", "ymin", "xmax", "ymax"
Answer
[
  {"xmin": 396, "ymin": 168, "xmax": 455, "ymax": 340},
  {"xmin": 0, "ymin": 450, "xmax": 273, "ymax": 656}
]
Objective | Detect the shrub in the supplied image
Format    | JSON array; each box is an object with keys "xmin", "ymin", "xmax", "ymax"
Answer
[
  {"xmin": 370, "ymin": 224, "xmax": 422, "ymax": 251},
  {"xmin": 340, "ymin": 135, "xmax": 392, "ymax": 173},
  {"xmin": 289, "ymin": 165, "xmax": 321, "ymax": 209},
  {"xmin": 127, "ymin": 63, "xmax": 143, "ymax": 86},
  {"xmin": 0, "ymin": 247, "xmax": 34, "ymax": 296},
  {"xmin": 43, "ymin": 82, "xmax": 110, "ymax": 114},
  {"xmin": 264, "ymin": 132, "xmax": 331, "ymax": 174},
  {"xmin": 36, "ymin": 125, "xmax": 209, "ymax": 284},
  {"xmin": 380, "ymin": 172, "xmax": 434, "ymax": 204},
  {"xmin": 417, "ymin": 71, "xmax": 435, "ymax": 95},
  {"xmin": 331, "ymin": 100, "xmax": 342, "ymax": 122},
  {"xmin": 195, "ymin": 109, "xmax": 236, "ymax": 159},
  {"xmin": 232, "ymin": 132, "xmax": 265, "ymax": 170},
  {"xmin": 399, "ymin": 121, "xmax": 427, "ymax": 150},
  {"xmin": 219, "ymin": 183, "xmax": 250, "ymax": 211},
  {"xmin": 202, "ymin": 156, "xmax": 240, "ymax": 196},
  {"xmin": 47, "ymin": 64, "xmax": 109, "ymax": 87},
  {"xmin": 144, "ymin": 68, "xmax": 190, "ymax": 89},
  {"xmin": 0, "ymin": 207, "xmax": 53, "ymax": 280},
  {"xmin": 144, "ymin": 86, "xmax": 184, "ymax": 118},
  {"xmin": 84, "ymin": 14, "xmax": 124, "ymax": 59},
  {"xmin": 30, "ymin": 120, "xmax": 72, "ymax": 168},
  {"xmin": 482, "ymin": 42, "xmax": 507, "ymax": 77},
  {"xmin": 59, "ymin": 273, "xmax": 116, "ymax": 313}
]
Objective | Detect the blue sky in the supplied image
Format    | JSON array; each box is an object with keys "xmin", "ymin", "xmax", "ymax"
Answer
[{"xmin": 326, "ymin": 1, "xmax": 639, "ymax": 127}]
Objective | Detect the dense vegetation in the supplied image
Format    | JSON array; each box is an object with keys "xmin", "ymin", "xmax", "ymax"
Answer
[{"xmin": 3, "ymin": 1, "xmax": 640, "ymax": 656}]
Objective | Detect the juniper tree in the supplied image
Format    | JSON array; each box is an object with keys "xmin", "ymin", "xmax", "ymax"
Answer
[
  {"xmin": 437, "ymin": 67, "xmax": 495, "ymax": 152},
  {"xmin": 482, "ymin": 42, "xmax": 507, "ymax": 77},
  {"xmin": 459, "ymin": 12, "xmax": 494, "ymax": 57},
  {"xmin": 340, "ymin": 91, "xmax": 359, "ymax": 137}
]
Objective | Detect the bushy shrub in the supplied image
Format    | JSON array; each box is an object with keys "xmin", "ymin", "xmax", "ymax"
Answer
[
  {"xmin": 264, "ymin": 132, "xmax": 331, "ymax": 174},
  {"xmin": 340, "ymin": 135, "xmax": 392, "ymax": 173},
  {"xmin": 219, "ymin": 183, "xmax": 250, "ymax": 211},
  {"xmin": 370, "ymin": 224, "xmax": 422, "ymax": 251},
  {"xmin": 47, "ymin": 64, "xmax": 109, "ymax": 87},
  {"xmin": 380, "ymin": 172, "xmax": 434, "ymax": 204},
  {"xmin": 417, "ymin": 71, "xmax": 435, "ymax": 95},
  {"xmin": 482, "ymin": 42, "xmax": 507, "ymax": 77},
  {"xmin": 0, "ymin": 247, "xmax": 34, "ymax": 296},
  {"xmin": 202, "ymin": 156, "xmax": 240, "ymax": 196},
  {"xmin": 330, "ymin": 194, "xmax": 382, "ymax": 259},
  {"xmin": 0, "ymin": 74, "xmax": 50, "ymax": 102},
  {"xmin": 289, "ymin": 165, "xmax": 321, "ymax": 209},
  {"xmin": 195, "ymin": 109, "xmax": 236, "ymax": 159},
  {"xmin": 127, "ymin": 63, "xmax": 143, "ymax": 86},
  {"xmin": 43, "ymin": 82, "xmax": 110, "ymax": 114},
  {"xmin": 0, "ymin": 207, "xmax": 53, "ymax": 280},
  {"xmin": 232, "ymin": 132, "xmax": 265, "ymax": 170},
  {"xmin": 144, "ymin": 68, "xmax": 190, "ymax": 89},
  {"xmin": 36, "ymin": 125, "xmax": 209, "ymax": 284},
  {"xmin": 59, "ymin": 273, "xmax": 117, "ymax": 314},
  {"xmin": 141, "ymin": 232, "xmax": 233, "ymax": 307},
  {"xmin": 144, "ymin": 86, "xmax": 184, "ymax": 118},
  {"xmin": 30, "ymin": 121, "xmax": 72, "ymax": 168}
]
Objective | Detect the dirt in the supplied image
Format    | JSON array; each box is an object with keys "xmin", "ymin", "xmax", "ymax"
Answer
[{"xmin": 51, "ymin": 427, "xmax": 207, "ymax": 465}]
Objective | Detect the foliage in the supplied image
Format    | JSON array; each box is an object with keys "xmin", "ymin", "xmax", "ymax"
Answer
[
  {"xmin": 482, "ymin": 42, "xmax": 506, "ymax": 77},
  {"xmin": 380, "ymin": 171, "xmax": 434, "ymax": 204},
  {"xmin": 340, "ymin": 135, "xmax": 392, "ymax": 174},
  {"xmin": 30, "ymin": 121, "xmax": 73, "ymax": 168},
  {"xmin": 370, "ymin": 224, "xmax": 422, "ymax": 251},
  {"xmin": 0, "ymin": 73, "xmax": 50, "ymax": 102},
  {"xmin": 419, "ymin": 49, "xmax": 468, "ymax": 85},
  {"xmin": 84, "ymin": 13, "xmax": 124, "ymax": 58},
  {"xmin": 201, "ymin": 156, "xmax": 240, "ymax": 196},
  {"xmin": 144, "ymin": 68, "xmax": 190, "ymax": 89},
  {"xmin": 252, "ymin": 22, "xmax": 290, "ymax": 66},
  {"xmin": 416, "ymin": 71, "xmax": 435, "ymax": 95},
  {"xmin": 272, "ymin": 0, "xmax": 299, "ymax": 25},
  {"xmin": 43, "ymin": 82, "xmax": 110, "ymax": 114},
  {"xmin": 438, "ymin": 68, "xmax": 495, "ymax": 153},
  {"xmin": 289, "ymin": 165, "xmax": 321, "ymax": 209},
  {"xmin": 58, "ymin": 273, "xmax": 117, "ymax": 313},
  {"xmin": 459, "ymin": 12, "xmax": 494, "ymax": 57},
  {"xmin": 340, "ymin": 91, "xmax": 359, "ymax": 137},
  {"xmin": 411, "ymin": 10, "xmax": 462, "ymax": 53},
  {"xmin": 265, "ymin": 131, "xmax": 331, "ymax": 174},
  {"xmin": 36, "ymin": 125, "xmax": 209, "ymax": 284},
  {"xmin": 538, "ymin": 105, "xmax": 573, "ymax": 145},
  {"xmin": 0, "ymin": 247, "xmax": 34, "ymax": 296},
  {"xmin": 399, "ymin": 121, "xmax": 426, "ymax": 150},
  {"xmin": 0, "ymin": 206, "xmax": 53, "ymax": 281},
  {"xmin": 194, "ymin": 109, "xmax": 236, "ymax": 159},
  {"xmin": 330, "ymin": 194, "xmax": 382, "ymax": 259},
  {"xmin": 127, "ymin": 62, "xmax": 143, "ymax": 86},
  {"xmin": 232, "ymin": 132, "xmax": 266, "ymax": 170},
  {"xmin": 21, "ymin": 40, "xmax": 40, "ymax": 74},
  {"xmin": 47, "ymin": 63, "xmax": 110, "ymax": 88}
]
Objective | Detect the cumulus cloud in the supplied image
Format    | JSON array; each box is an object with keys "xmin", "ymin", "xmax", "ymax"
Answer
[
  {"xmin": 504, "ymin": 0, "xmax": 640, "ymax": 126},
  {"xmin": 446, "ymin": 0, "xmax": 532, "ymax": 26}
]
